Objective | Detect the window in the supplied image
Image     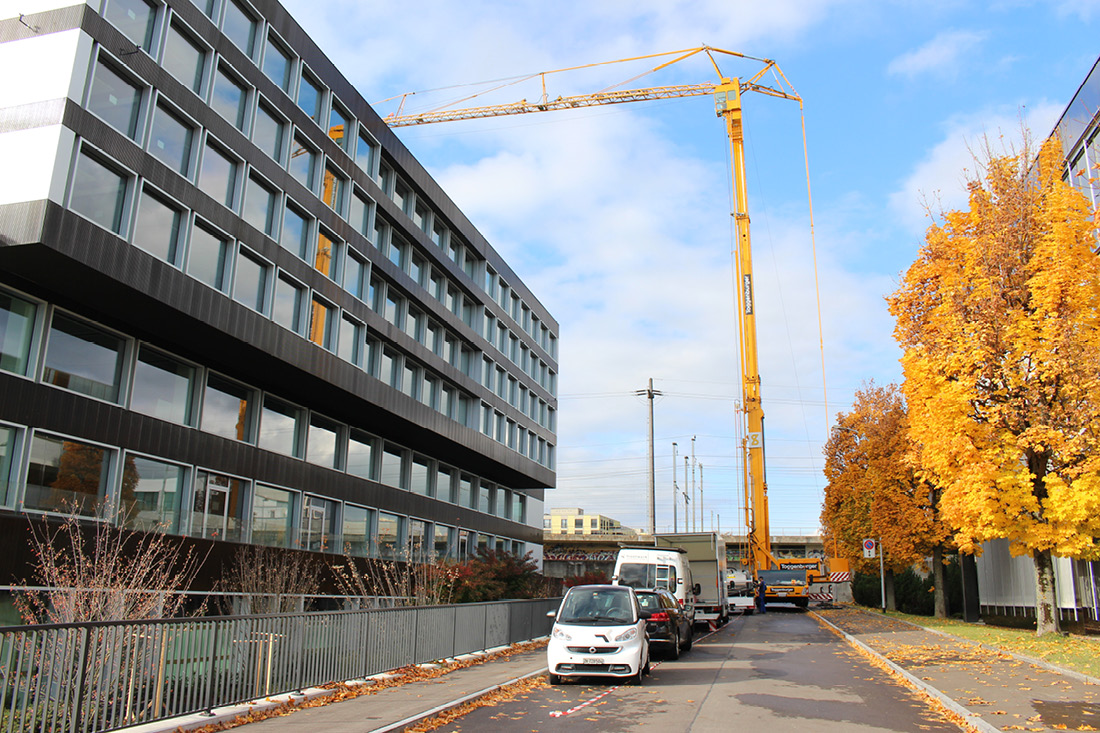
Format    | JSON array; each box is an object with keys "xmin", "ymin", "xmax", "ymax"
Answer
[
  {"xmin": 328, "ymin": 104, "xmax": 350, "ymax": 151},
  {"xmin": 105, "ymin": 0, "xmax": 157, "ymax": 50},
  {"xmin": 314, "ymin": 230, "xmax": 337, "ymax": 278},
  {"xmin": 262, "ymin": 33, "xmax": 292, "ymax": 92},
  {"xmin": 210, "ymin": 65, "xmax": 248, "ymax": 130},
  {"xmin": 201, "ymin": 373, "xmax": 254, "ymax": 441},
  {"xmin": 273, "ymin": 273, "xmax": 305, "ymax": 334},
  {"xmin": 435, "ymin": 466, "xmax": 453, "ymax": 503},
  {"xmin": 381, "ymin": 443, "xmax": 404, "ymax": 488},
  {"xmin": 513, "ymin": 493, "xmax": 526, "ymax": 524},
  {"xmin": 388, "ymin": 235, "xmax": 406, "ymax": 269},
  {"xmin": 43, "ymin": 313, "xmax": 124, "ymax": 402},
  {"xmin": 289, "ymin": 135, "xmax": 316, "ymax": 192},
  {"xmin": 191, "ymin": 470, "xmax": 246, "ymax": 541},
  {"xmin": 412, "ymin": 202, "xmax": 428, "ymax": 232},
  {"xmin": 162, "ymin": 23, "xmax": 205, "ymax": 94},
  {"xmin": 132, "ymin": 189, "xmax": 183, "ymax": 264},
  {"xmin": 377, "ymin": 511, "xmax": 401, "ymax": 559},
  {"xmin": 348, "ymin": 190, "xmax": 372, "ymax": 238},
  {"xmin": 408, "ymin": 519, "xmax": 428, "ymax": 560},
  {"xmin": 198, "ymin": 142, "xmax": 238, "ymax": 208},
  {"xmin": 70, "ymin": 150, "xmax": 128, "ymax": 234},
  {"xmin": 356, "ymin": 129, "xmax": 376, "ymax": 175},
  {"xmin": 242, "ymin": 175, "xmax": 277, "ymax": 236},
  {"xmin": 430, "ymin": 220, "xmax": 446, "ymax": 248},
  {"xmin": 337, "ymin": 316, "xmax": 363, "ymax": 365},
  {"xmin": 148, "ymin": 103, "xmax": 195, "ymax": 176},
  {"xmin": 0, "ymin": 291, "xmax": 36, "ymax": 377},
  {"xmin": 221, "ymin": 0, "xmax": 257, "ymax": 56},
  {"xmin": 24, "ymin": 433, "xmax": 111, "ymax": 516},
  {"xmin": 434, "ymin": 524, "xmax": 453, "ymax": 560},
  {"xmin": 408, "ymin": 254, "xmax": 425, "ymax": 287},
  {"xmin": 258, "ymin": 396, "xmax": 301, "ymax": 457},
  {"xmin": 309, "ymin": 296, "xmax": 335, "ymax": 350},
  {"xmin": 186, "ymin": 223, "xmax": 229, "ymax": 291},
  {"xmin": 401, "ymin": 362, "xmax": 417, "ymax": 398},
  {"xmin": 122, "ymin": 455, "xmax": 185, "ymax": 532},
  {"xmin": 410, "ymin": 456, "xmax": 430, "ymax": 496},
  {"xmin": 87, "ymin": 58, "xmax": 143, "ymax": 139},
  {"xmin": 343, "ymin": 251, "xmax": 368, "ymax": 300},
  {"xmin": 297, "ymin": 71, "xmax": 323, "ymax": 123},
  {"xmin": 346, "ymin": 429, "xmax": 374, "ymax": 480},
  {"xmin": 131, "ymin": 346, "xmax": 194, "ymax": 425},
  {"xmin": 280, "ymin": 203, "xmax": 310, "ymax": 259},
  {"xmin": 251, "ymin": 484, "xmax": 295, "ymax": 547},
  {"xmin": 380, "ymin": 347, "xmax": 396, "ymax": 387},
  {"xmin": 342, "ymin": 504, "xmax": 372, "ymax": 557},
  {"xmin": 300, "ymin": 495, "xmax": 337, "ymax": 552},
  {"xmin": 252, "ymin": 100, "xmax": 286, "ymax": 163},
  {"xmin": 322, "ymin": 165, "xmax": 345, "ymax": 214},
  {"xmin": 403, "ymin": 307, "xmax": 421, "ymax": 341},
  {"xmin": 458, "ymin": 474, "xmax": 472, "ymax": 508},
  {"xmin": 306, "ymin": 414, "xmax": 340, "ymax": 469},
  {"xmin": 232, "ymin": 248, "xmax": 268, "ymax": 312},
  {"xmin": 0, "ymin": 426, "xmax": 18, "ymax": 506}
]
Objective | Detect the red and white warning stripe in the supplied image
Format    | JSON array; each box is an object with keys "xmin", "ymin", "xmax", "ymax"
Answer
[{"xmin": 827, "ymin": 572, "xmax": 851, "ymax": 582}]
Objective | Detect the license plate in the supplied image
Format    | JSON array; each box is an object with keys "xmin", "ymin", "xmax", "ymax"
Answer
[{"xmin": 582, "ymin": 657, "xmax": 604, "ymax": 665}]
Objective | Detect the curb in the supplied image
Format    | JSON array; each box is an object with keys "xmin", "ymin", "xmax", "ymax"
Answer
[
  {"xmin": 366, "ymin": 666, "xmax": 548, "ymax": 733},
  {"xmin": 810, "ymin": 611, "xmax": 1001, "ymax": 733}
]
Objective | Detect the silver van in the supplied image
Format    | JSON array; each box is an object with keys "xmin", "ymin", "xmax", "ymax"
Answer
[{"xmin": 612, "ymin": 546, "xmax": 696, "ymax": 627}]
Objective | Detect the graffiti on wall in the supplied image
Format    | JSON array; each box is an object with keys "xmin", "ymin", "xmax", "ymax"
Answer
[{"xmin": 544, "ymin": 545, "xmax": 618, "ymax": 562}]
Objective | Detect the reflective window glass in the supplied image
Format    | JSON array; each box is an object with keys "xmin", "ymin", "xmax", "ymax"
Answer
[
  {"xmin": 191, "ymin": 470, "xmax": 246, "ymax": 541},
  {"xmin": 262, "ymin": 35, "xmax": 292, "ymax": 92},
  {"xmin": 346, "ymin": 429, "xmax": 374, "ymax": 480},
  {"xmin": 337, "ymin": 316, "xmax": 362, "ymax": 365},
  {"xmin": 162, "ymin": 24, "xmax": 205, "ymax": 94},
  {"xmin": 306, "ymin": 414, "xmax": 340, "ymax": 468},
  {"xmin": 380, "ymin": 444, "xmax": 402, "ymax": 488},
  {"xmin": 349, "ymin": 190, "xmax": 371, "ymax": 238},
  {"xmin": 322, "ymin": 165, "xmax": 345, "ymax": 214},
  {"xmin": 211, "ymin": 66, "xmax": 248, "ymax": 130},
  {"xmin": 233, "ymin": 249, "xmax": 267, "ymax": 312},
  {"xmin": 251, "ymin": 484, "xmax": 295, "ymax": 547},
  {"xmin": 300, "ymin": 495, "xmax": 337, "ymax": 552},
  {"xmin": 186, "ymin": 224, "xmax": 228, "ymax": 290},
  {"xmin": 435, "ymin": 466, "xmax": 452, "ymax": 503},
  {"xmin": 198, "ymin": 143, "xmax": 237, "ymax": 208},
  {"xmin": 43, "ymin": 313, "xmax": 124, "ymax": 402},
  {"xmin": 70, "ymin": 151, "xmax": 127, "ymax": 233},
  {"xmin": 0, "ymin": 426, "xmax": 17, "ymax": 506},
  {"xmin": 434, "ymin": 524, "xmax": 452, "ymax": 560},
  {"xmin": 410, "ymin": 456, "xmax": 429, "ymax": 496},
  {"xmin": 24, "ymin": 434, "xmax": 110, "ymax": 516},
  {"xmin": 149, "ymin": 104, "xmax": 194, "ymax": 176},
  {"xmin": 377, "ymin": 511, "xmax": 401, "ymax": 560},
  {"xmin": 356, "ymin": 129, "xmax": 375, "ymax": 174},
  {"xmin": 280, "ymin": 203, "xmax": 310, "ymax": 259},
  {"xmin": 122, "ymin": 455, "xmax": 185, "ymax": 532},
  {"xmin": 289, "ymin": 135, "xmax": 315, "ymax": 191},
  {"xmin": 201, "ymin": 373, "xmax": 254, "ymax": 441},
  {"xmin": 87, "ymin": 59, "xmax": 142, "ymax": 138},
  {"xmin": 309, "ymin": 296, "xmax": 335, "ymax": 350},
  {"xmin": 272, "ymin": 274, "xmax": 304, "ymax": 333},
  {"xmin": 342, "ymin": 504, "xmax": 371, "ymax": 557},
  {"xmin": 314, "ymin": 230, "xmax": 335, "ymax": 278},
  {"xmin": 242, "ymin": 175, "xmax": 276, "ymax": 235},
  {"xmin": 259, "ymin": 396, "xmax": 300, "ymax": 457},
  {"xmin": 297, "ymin": 72, "xmax": 323, "ymax": 123},
  {"xmin": 328, "ymin": 105, "xmax": 350, "ymax": 150},
  {"xmin": 104, "ymin": 0, "xmax": 156, "ymax": 49},
  {"xmin": 458, "ymin": 475, "xmax": 472, "ymax": 508},
  {"xmin": 131, "ymin": 346, "xmax": 194, "ymax": 424},
  {"xmin": 0, "ymin": 292, "xmax": 35, "ymax": 377},
  {"xmin": 252, "ymin": 101, "xmax": 285, "ymax": 162},
  {"xmin": 221, "ymin": 0, "xmax": 256, "ymax": 56},
  {"xmin": 132, "ymin": 190, "xmax": 182, "ymax": 264},
  {"xmin": 343, "ymin": 253, "xmax": 367, "ymax": 300}
]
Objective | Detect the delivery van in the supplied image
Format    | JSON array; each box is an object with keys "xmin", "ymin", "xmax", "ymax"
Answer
[{"xmin": 612, "ymin": 546, "xmax": 696, "ymax": 627}]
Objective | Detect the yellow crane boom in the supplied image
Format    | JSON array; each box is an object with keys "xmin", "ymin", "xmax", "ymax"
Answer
[{"xmin": 381, "ymin": 45, "xmax": 800, "ymax": 577}]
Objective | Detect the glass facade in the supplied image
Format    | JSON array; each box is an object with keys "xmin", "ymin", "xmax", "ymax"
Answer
[{"xmin": 24, "ymin": 434, "xmax": 111, "ymax": 516}]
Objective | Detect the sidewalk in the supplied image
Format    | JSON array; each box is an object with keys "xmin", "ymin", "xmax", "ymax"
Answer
[{"xmin": 815, "ymin": 607, "xmax": 1100, "ymax": 732}]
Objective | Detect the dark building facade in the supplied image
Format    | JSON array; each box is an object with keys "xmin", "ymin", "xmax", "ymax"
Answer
[{"xmin": 0, "ymin": 0, "xmax": 557, "ymax": 583}]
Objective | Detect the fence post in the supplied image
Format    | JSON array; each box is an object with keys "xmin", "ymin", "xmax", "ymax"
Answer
[
  {"xmin": 70, "ymin": 625, "xmax": 90, "ymax": 733},
  {"xmin": 202, "ymin": 623, "xmax": 219, "ymax": 715}
]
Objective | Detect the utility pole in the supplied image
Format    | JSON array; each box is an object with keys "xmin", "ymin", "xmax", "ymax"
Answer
[
  {"xmin": 672, "ymin": 442, "xmax": 679, "ymax": 533},
  {"xmin": 683, "ymin": 456, "xmax": 690, "ymax": 529},
  {"xmin": 635, "ymin": 379, "xmax": 661, "ymax": 536},
  {"xmin": 699, "ymin": 463, "xmax": 704, "ymax": 532},
  {"xmin": 691, "ymin": 436, "xmax": 697, "ymax": 531}
]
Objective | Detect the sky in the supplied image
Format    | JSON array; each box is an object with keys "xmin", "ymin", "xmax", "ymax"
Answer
[{"xmin": 278, "ymin": 0, "xmax": 1100, "ymax": 536}]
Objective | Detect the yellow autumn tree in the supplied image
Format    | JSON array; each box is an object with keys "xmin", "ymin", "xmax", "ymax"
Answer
[
  {"xmin": 821, "ymin": 383, "xmax": 952, "ymax": 614},
  {"xmin": 888, "ymin": 135, "xmax": 1100, "ymax": 635}
]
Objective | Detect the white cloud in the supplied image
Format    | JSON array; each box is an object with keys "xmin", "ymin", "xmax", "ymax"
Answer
[
  {"xmin": 888, "ymin": 102, "xmax": 1064, "ymax": 235},
  {"xmin": 886, "ymin": 30, "xmax": 987, "ymax": 79}
]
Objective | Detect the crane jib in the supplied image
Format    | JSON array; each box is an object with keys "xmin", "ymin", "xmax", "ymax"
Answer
[{"xmin": 743, "ymin": 274, "xmax": 753, "ymax": 315}]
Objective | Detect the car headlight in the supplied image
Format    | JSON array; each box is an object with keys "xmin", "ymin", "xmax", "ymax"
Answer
[
  {"xmin": 614, "ymin": 627, "xmax": 638, "ymax": 642},
  {"xmin": 551, "ymin": 626, "xmax": 572, "ymax": 641}
]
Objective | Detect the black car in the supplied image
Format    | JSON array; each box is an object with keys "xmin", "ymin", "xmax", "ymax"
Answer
[{"xmin": 635, "ymin": 588, "xmax": 693, "ymax": 659}]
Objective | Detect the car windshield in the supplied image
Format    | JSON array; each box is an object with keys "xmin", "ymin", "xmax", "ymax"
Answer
[
  {"xmin": 558, "ymin": 588, "xmax": 635, "ymax": 624},
  {"xmin": 635, "ymin": 593, "xmax": 662, "ymax": 612}
]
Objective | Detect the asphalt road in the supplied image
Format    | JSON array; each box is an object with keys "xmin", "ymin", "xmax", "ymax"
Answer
[{"xmin": 430, "ymin": 608, "xmax": 964, "ymax": 732}]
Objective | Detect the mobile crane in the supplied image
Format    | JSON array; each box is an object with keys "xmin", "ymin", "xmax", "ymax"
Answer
[{"xmin": 383, "ymin": 46, "xmax": 847, "ymax": 605}]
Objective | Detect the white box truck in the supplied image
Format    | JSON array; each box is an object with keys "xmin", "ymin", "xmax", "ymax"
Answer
[{"xmin": 655, "ymin": 533, "xmax": 729, "ymax": 626}]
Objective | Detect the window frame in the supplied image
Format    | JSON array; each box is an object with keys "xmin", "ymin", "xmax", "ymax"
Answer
[{"xmin": 67, "ymin": 144, "xmax": 134, "ymax": 236}]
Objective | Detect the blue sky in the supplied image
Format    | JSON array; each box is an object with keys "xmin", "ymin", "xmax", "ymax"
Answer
[{"xmin": 280, "ymin": 0, "xmax": 1099, "ymax": 535}]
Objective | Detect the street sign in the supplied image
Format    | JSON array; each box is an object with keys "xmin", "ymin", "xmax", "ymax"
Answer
[{"xmin": 862, "ymin": 538, "xmax": 876, "ymax": 559}]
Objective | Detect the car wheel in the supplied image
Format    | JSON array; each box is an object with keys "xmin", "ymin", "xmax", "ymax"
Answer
[
  {"xmin": 669, "ymin": 629, "xmax": 681, "ymax": 660},
  {"xmin": 682, "ymin": 626, "xmax": 693, "ymax": 651},
  {"xmin": 643, "ymin": 650, "xmax": 651, "ymax": 676},
  {"xmin": 548, "ymin": 672, "xmax": 562, "ymax": 685}
]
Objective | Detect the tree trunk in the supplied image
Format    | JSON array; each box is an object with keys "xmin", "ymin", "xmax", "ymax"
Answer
[
  {"xmin": 932, "ymin": 545, "xmax": 948, "ymax": 618},
  {"xmin": 1033, "ymin": 548, "xmax": 1060, "ymax": 636},
  {"xmin": 884, "ymin": 569, "xmax": 897, "ymax": 611}
]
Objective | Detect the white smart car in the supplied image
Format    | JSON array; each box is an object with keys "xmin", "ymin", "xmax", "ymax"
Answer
[{"xmin": 546, "ymin": 584, "xmax": 651, "ymax": 685}]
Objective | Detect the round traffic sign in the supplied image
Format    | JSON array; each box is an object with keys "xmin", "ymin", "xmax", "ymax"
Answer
[{"xmin": 862, "ymin": 539, "xmax": 876, "ymax": 551}]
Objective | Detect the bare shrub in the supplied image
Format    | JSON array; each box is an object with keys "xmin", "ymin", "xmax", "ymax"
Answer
[
  {"xmin": 332, "ymin": 543, "xmax": 458, "ymax": 607},
  {"xmin": 220, "ymin": 545, "xmax": 322, "ymax": 614}
]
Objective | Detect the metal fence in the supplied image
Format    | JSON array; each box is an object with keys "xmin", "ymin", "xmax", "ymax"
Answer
[{"xmin": 0, "ymin": 598, "xmax": 560, "ymax": 733}]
